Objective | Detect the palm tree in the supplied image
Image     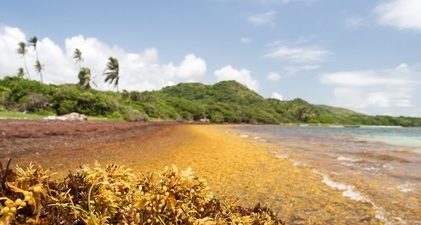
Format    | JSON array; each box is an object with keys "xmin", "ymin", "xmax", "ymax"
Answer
[
  {"xmin": 73, "ymin": 48, "xmax": 83, "ymax": 70},
  {"xmin": 104, "ymin": 57, "xmax": 120, "ymax": 91},
  {"xmin": 17, "ymin": 67, "xmax": 25, "ymax": 78},
  {"xmin": 17, "ymin": 42, "xmax": 31, "ymax": 78},
  {"xmin": 29, "ymin": 36, "xmax": 44, "ymax": 83},
  {"xmin": 34, "ymin": 60, "xmax": 44, "ymax": 79},
  {"xmin": 78, "ymin": 67, "xmax": 91, "ymax": 89}
]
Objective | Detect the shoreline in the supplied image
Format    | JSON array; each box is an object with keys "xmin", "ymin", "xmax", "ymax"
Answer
[
  {"xmin": 1, "ymin": 121, "xmax": 383, "ymax": 224},
  {"xmin": 234, "ymin": 125, "xmax": 421, "ymax": 225},
  {"xmin": 130, "ymin": 125, "xmax": 383, "ymax": 225}
]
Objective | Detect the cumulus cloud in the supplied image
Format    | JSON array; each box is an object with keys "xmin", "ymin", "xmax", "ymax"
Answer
[
  {"xmin": 320, "ymin": 64, "xmax": 420, "ymax": 110},
  {"xmin": 176, "ymin": 54, "xmax": 207, "ymax": 78},
  {"xmin": 0, "ymin": 26, "xmax": 31, "ymax": 77},
  {"xmin": 214, "ymin": 65, "xmax": 259, "ymax": 91},
  {"xmin": 0, "ymin": 25, "xmax": 207, "ymax": 91},
  {"xmin": 266, "ymin": 72, "xmax": 281, "ymax": 81},
  {"xmin": 240, "ymin": 37, "xmax": 253, "ymax": 44},
  {"xmin": 271, "ymin": 92, "xmax": 284, "ymax": 100},
  {"xmin": 375, "ymin": 0, "xmax": 421, "ymax": 31},
  {"xmin": 247, "ymin": 11, "xmax": 277, "ymax": 27}
]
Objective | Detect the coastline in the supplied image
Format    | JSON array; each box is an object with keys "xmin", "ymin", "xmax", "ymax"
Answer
[
  {"xmin": 130, "ymin": 125, "xmax": 382, "ymax": 225},
  {"xmin": 1, "ymin": 122, "xmax": 383, "ymax": 224}
]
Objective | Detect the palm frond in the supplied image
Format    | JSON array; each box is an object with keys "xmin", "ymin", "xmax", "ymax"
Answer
[
  {"xmin": 103, "ymin": 57, "xmax": 120, "ymax": 90},
  {"xmin": 17, "ymin": 42, "xmax": 27, "ymax": 55},
  {"xmin": 34, "ymin": 60, "xmax": 44, "ymax": 73},
  {"xmin": 28, "ymin": 36, "xmax": 38, "ymax": 48}
]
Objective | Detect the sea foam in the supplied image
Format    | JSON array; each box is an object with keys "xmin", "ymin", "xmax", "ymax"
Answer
[
  {"xmin": 397, "ymin": 183, "xmax": 414, "ymax": 193},
  {"xmin": 320, "ymin": 173, "xmax": 367, "ymax": 202},
  {"xmin": 337, "ymin": 156, "xmax": 360, "ymax": 162},
  {"xmin": 313, "ymin": 170, "xmax": 391, "ymax": 224}
]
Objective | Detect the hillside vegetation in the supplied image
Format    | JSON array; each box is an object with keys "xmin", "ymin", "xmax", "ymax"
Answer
[{"xmin": 1, "ymin": 76, "xmax": 421, "ymax": 126}]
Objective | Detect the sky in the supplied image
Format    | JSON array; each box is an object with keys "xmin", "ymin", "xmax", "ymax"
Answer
[{"xmin": 1, "ymin": 0, "xmax": 421, "ymax": 116}]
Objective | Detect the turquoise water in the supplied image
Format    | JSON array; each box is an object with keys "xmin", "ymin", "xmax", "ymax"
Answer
[
  {"xmin": 354, "ymin": 127, "xmax": 421, "ymax": 150},
  {"xmin": 238, "ymin": 125, "xmax": 421, "ymax": 152}
]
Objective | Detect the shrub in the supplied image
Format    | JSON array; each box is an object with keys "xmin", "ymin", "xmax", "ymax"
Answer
[{"xmin": 18, "ymin": 93, "xmax": 50, "ymax": 113}]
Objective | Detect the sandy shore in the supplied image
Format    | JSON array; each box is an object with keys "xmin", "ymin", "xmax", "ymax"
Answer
[
  {"xmin": 128, "ymin": 125, "xmax": 382, "ymax": 225},
  {"xmin": 2, "ymin": 122, "xmax": 383, "ymax": 224}
]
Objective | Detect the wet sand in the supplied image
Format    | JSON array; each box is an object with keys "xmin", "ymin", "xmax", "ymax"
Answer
[
  {"xmin": 132, "ymin": 125, "xmax": 382, "ymax": 225},
  {"xmin": 235, "ymin": 125, "xmax": 421, "ymax": 225},
  {"xmin": 1, "ymin": 121, "xmax": 383, "ymax": 224}
]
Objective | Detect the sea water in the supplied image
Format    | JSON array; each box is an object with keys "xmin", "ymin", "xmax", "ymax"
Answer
[{"xmin": 236, "ymin": 125, "xmax": 421, "ymax": 224}]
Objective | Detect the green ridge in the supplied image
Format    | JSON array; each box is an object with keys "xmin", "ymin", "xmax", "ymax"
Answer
[{"xmin": 1, "ymin": 76, "xmax": 421, "ymax": 126}]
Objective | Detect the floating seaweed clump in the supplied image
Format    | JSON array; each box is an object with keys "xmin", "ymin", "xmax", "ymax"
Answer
[{"xmin": 0, "ymin": 160, "xmax": 284, "ymax": 225}]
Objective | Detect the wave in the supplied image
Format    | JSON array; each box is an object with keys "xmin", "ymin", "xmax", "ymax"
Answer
[{"xmin": 313, "ymin": 170, "xmax": 391, "ymax": 225}]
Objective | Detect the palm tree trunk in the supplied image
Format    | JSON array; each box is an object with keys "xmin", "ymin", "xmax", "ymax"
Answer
[
  {"xmin": 35, "ymin": 50, "xmax": 43, "ymax": 83},
  {"xmin": 23, "ymin": 56, "xmax": 31, "ymax": 79}
]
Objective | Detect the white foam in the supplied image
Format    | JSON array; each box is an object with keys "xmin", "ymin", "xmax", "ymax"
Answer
[
  {"xmin": 313, "ymin": 170, "xmax": 391, "ymax": 224},
  {"xmin": 320, "ymin": 174, "xmax": 368, "ymax": 202},
  {"xmin": 397, "ymin": 183, "xmax": 413, "ymax": 193},
  {"xmin": 337, "ymin": 156, "xmax": 360, "ymax": 162},
  {"xmin": 274, "ymin": 154, "xmax": 305, "ymax": 167},
  {"xmin": 363, "ymin": 166, "xmax": 380, "ymax": 172},
  {"xmin": 292, "ymin": 160, "xmax": 304, "ymax": 166},
  {"xmin": 240, "ymin": 134, "xmax": 249, "ymax": 138}
]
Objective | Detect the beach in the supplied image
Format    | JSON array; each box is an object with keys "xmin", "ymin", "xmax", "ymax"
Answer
[{"xmin": 0, "ymin": 121, "xmax": 384, "ymax": 224}]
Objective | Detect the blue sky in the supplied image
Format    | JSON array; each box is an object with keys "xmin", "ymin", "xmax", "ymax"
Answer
[{"xmin": 1, "ymin": 0, "xmax": 421, "ymax": 116}]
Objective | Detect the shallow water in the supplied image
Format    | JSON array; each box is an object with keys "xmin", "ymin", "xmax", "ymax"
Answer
[{"xmin": 236, "ymin": 125, "xmax": 421, "ymax": 225}]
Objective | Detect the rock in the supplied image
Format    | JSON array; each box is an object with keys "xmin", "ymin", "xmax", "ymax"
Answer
[{"xmin": 43, "ymin": 112, "xmax": 88, "ymax": 121}]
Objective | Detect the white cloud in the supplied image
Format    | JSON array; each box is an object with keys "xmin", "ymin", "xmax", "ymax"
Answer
[
  {"xmin": 271, "ymin": 92, "xmax": 284, "ymax": 100},
  {"xmin": 0, "ymin": 26, "xmax": 28, "ymax": 76},
  {"xmin": 214, "ymin": 65, "xmax": 259, "ymax": 91},
  {"xmin": 247, "ymin": 11, "xmax": 277, "ymax": 27},
  {"xmin": 175, "ymin": 54, "xmax": 207, "ymax": 78},
  {"xmin": 375, "ymin": 0, "xmax": 421, "ymax": 31},
  {"xmin": 266, "ymin": 72, "xmax": 281, "ymax": 81},
  {"xmin": 345, "ymin": 16, "xmax": 366, "ymax": 29},
  {"xmin": 395, "ymin": 63, "xmax": 409, "ymax": 72},
  {"xmin": 240, "ymin": 37, "xmax": 253, "ymax": 44},
  {"xmin": 0, "ymin": 25, "xmax": 207, "ymax": 91},
  {"xmin": 320, "ymin": 64, "xmax": 420, "ymax": 110},
  {"xmin": 320, "ymin": 70, "xmax": 411, "ymax": 87},
  {"xmin": 264, "ymin": 45, "xmax": 329, "ymax": 63},
  {"xmin": 263, "ymin": 41, "xmax": 328, "ymax": 75}
]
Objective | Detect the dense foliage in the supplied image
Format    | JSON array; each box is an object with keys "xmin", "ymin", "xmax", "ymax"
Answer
[{"xmin": 1, "ymin": 76, "xmax": 421, "ymax": 126}]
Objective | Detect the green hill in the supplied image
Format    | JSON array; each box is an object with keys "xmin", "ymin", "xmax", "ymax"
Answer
[{"xmin": 1, "ymin": 76, "xmax": 421, "ymax": 126}]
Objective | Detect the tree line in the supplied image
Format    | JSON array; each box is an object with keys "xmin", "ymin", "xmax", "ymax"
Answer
[{"xmin": 16, "ymin": 36, "xmax": 120, "ymax": 91}]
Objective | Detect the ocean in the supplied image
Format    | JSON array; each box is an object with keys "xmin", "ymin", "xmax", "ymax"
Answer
[{"xmin": 235, "ymin": 125, "xmax": 421, "ymax": 225}]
